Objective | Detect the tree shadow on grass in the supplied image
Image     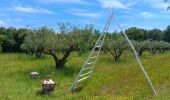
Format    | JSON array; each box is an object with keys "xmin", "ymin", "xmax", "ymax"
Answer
[
  {"xmin": 36, "ymin": 90, "xmax": 55, "ymax": 97},
  {"xmin": 99, "ymin": 56, "xmax": 128, "ymax": 65},
  {"xmin": 13, "ymin": 63, "xmax": 82, "ymax": 85},
  {"xmin": 61, "ymin": 65, "xmax": 81, "ymax": 78}
]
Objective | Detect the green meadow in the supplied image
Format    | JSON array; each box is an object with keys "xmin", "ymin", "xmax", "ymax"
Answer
[{"xmin": 0, "ymin": 52, "xmax": 170, "ymax": 100}]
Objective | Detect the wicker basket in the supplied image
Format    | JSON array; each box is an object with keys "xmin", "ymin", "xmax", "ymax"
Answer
[
  {"xmin": 30, "ymin": 72, "xmax": 39, "ymax": 79},
  {"xmin": 41, "ymin": 79, "xmax": 56, "ymax": 92}
]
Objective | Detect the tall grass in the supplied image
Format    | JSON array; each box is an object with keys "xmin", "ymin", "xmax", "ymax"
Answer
[{"xmin": 0, "ymin": 52, "xmax": 170, "ymax": 99}]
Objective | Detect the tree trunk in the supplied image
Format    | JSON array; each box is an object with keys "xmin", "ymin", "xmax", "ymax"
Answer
[
  {"xmin": 44, "ymin": 45, "xmax": 73, "ymax": 70},
  {"xmin": 114, "ymin": 56, "xmax": 119, "ymax": 62},
  {"xmin": 138, "ymin": 51, "xmax": 143, "ymax": 56},
  {"xmin": 56, "ymin": 59, "xmax": 64, "ymax": 70},
  {"xmin": 55, "ymin": 45, "xmax": 73, "ymax": 69}
]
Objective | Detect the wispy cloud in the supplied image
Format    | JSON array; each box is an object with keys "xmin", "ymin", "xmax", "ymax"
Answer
[
  {"xmin": 0, "ymin": 18, "xmax": 22, "ymax": 27},
  {"xmin": 140, "ymin": 12, "xmax": 155, "ymax": 19},
  {"xmin": 126, "ymin": 1, "xmax": 138, "ymax": 7},
  {"xmin": 37, "ymin": 0, "xmax": 89, "ymax": 4},
  {"xmin": 69, "ymin": 9, "xmax": 103, "ymax": 18},
  {"xmin": 0, "ymin": 20, "xmax": 5, "ymax": 26},
  {"xmin": 8, "ymin": 6, "xmax": 55, "ymax": 14},
  {"xmin": 5, "ymin": 18, "xmax": 22, "ymax": 22},
  {"xmin": 141, "ymin": 0, "xmax": 170, "ymax": 9},
  {"xmin": 97, "ymin": 0, "xmax": 129, "ymax": 9}
]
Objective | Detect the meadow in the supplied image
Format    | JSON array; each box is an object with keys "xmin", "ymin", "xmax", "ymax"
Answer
[{"xmin": 0, "ymin": 51, "xmax": 170, "ymax": 100}]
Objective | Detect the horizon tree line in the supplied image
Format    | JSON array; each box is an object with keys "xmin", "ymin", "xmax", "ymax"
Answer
[{"xmin": 0, "ymin": 24, "xmax": 170, "ymax": 69}]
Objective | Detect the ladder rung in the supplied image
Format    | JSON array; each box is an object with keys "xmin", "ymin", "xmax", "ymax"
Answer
[
  {"xmin": 96, "ymin": 46, "xmax": 101, "ymax": 48},
  {"xmin": 87, "ymin": 62, "xmax": 95, "ymax": 65},
  {"xmin": 83, "ymin": 67, "xmax": 93, "ymax": 71},
  {"xmin": 76, "ymin": 76, "xmax": 90, "ymax": 83},
  {"xmin": 80, "ymin": 71, "xmax": 92, "ymax": 77},
  {"xmin": 90, "ymin": 56, "xmax": 96, "ymax": 59}
]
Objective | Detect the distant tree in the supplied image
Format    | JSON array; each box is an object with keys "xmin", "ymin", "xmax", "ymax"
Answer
[
  {"xmin": 145, "ymin": 40, "xmax": 158, "ymax": 55},
  {"xmin": 125, "ymin": 27, "xmax": 147, "ymax": 41},
  {"xmin": 147, "ymin": 29, "xmax": 164, "ymax": 41},
  {"xmin": 0, "ymin": 35, "xmax": 6, "ymax": 52},
  {"xmin": 22, "ymin": 24, "xmax": 93, "ymax": 70},
  {"xmin": 132, "ymin": 41, "xmax": 147, "ymax": 56},
  {"xmin": 12, "ymin": 28, "xmax": 28, "ymax": 52},
  {"xmin": 164, "ymin": 25, "xmax": 170, "ymax": 42},
  {"xmin": 156, "ymin": 41, "xmax": 170, "ymax": 53},
  {"xmin": 0, "ymin": 27, "xmax": 29, "ymax": 52},
  {"xmin": 0, "ymin": 27, "xmax": 16, "ymax": 52},
  {"xmin": 0, "ymin": 35, "xmax": 5, "ymax": 44}
]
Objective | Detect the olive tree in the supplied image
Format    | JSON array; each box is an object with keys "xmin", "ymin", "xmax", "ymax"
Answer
[
  {"xmin": 156, "ymin": 41, "xmax": 170, "ymax": 53},
  {"xmin": 144, "ymin": 40, "xmax": 170, "ymax": 55},
  {"xmin": 103, "ymin": 35, "xmax": 128, "ymax": 61},
  {"xmin": 133, "ymin": 40, "xmax": 170, "ymax": 55},
  {"xmin": 22, "ymin": 24, "xmax": 93, "ymax": 70},
  {"xmin": 144, "ymin": 40, "xmax": 158, "ymax": 55},
  {"xmin": 132, "ymin": 41, "xmax": 147, "ymax": 56}
]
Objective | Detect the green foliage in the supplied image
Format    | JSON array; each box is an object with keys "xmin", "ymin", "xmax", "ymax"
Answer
[
  {"xmin": 164, "ymin": 25, "xmax": 170, "ymax": 42},
  {"xmin": 125, "ymin": 27, "xmax": 147, "ymax": 41},
  {"xmin": 22, "ymin": 25, "xmax": 94, "ymax": 57},
  {"xmin": 103, "ymin": 35, "xmax": 128, "ymax": 61},
  {"xmin": 0, "ymin": 27, "xmax": 16, "ymax": 52},
  {"xmin": 21, "ymin": 27, "xmax": 55, "ymax": 58},
  {"xmin": 0, "ymin": 35, "xmax": 5, "ymax": 44},
  {"xmin": 0, "ymin": 35, "xmax": 6, "ymax": 52},
  {"xmin": 132, "ymin": 41, "xmax": 147, "ymax": 56},
  {"xmin": 147, "ymin": 29, "xmax": 164, "ymax": 41},
  {"xmin": 0, "ymin": 25, "xmax": 170, "ymax": 54},
  {"xmin": 12, "ymin": 28, "xmax": 28, "ymax": 52},
  {"xmin": 0, "ymin": 27, "xmax": 28, "ymax": 52},
  {"xmin": 132, "ymin": 40, "xmax": 170, "ymax": 55},
  {"xmin": 21, "ymin": 24, "xmax": 94, "ymax": 69}
]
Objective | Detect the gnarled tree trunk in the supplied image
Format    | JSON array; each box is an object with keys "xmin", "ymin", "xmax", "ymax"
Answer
[{"xmin": 44, "ymin": 45, "xmax": 73, "ymax": 70}]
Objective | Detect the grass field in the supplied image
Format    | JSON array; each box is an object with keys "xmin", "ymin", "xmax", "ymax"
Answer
[{"xmin": 0, "ymin": 51, "xmax": 170, "ymax": 100}]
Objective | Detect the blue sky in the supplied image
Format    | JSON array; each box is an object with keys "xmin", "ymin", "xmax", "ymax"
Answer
[{"xmin": 0, "ymin": 0, "xmax": 170, "ymax": 32}]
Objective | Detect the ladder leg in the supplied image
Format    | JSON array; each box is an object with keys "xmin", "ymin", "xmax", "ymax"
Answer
[
  {"xmin": 70, "ymin": 13, "xmax": 114, "ymax": 92},
  {"xmin": 113, "ymin": 13, "xmax": 157, "ymax": 96}
]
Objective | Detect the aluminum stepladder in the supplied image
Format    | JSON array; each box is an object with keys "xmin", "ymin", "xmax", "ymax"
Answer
[{"xmin": 70, "ymin": 12, "xmax": 157, "ymax": 96}]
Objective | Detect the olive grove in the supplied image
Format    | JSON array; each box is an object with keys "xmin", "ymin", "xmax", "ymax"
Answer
[{"xmin": 21, "ymin": 24, "xmax": 95, "ymax": 69}]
